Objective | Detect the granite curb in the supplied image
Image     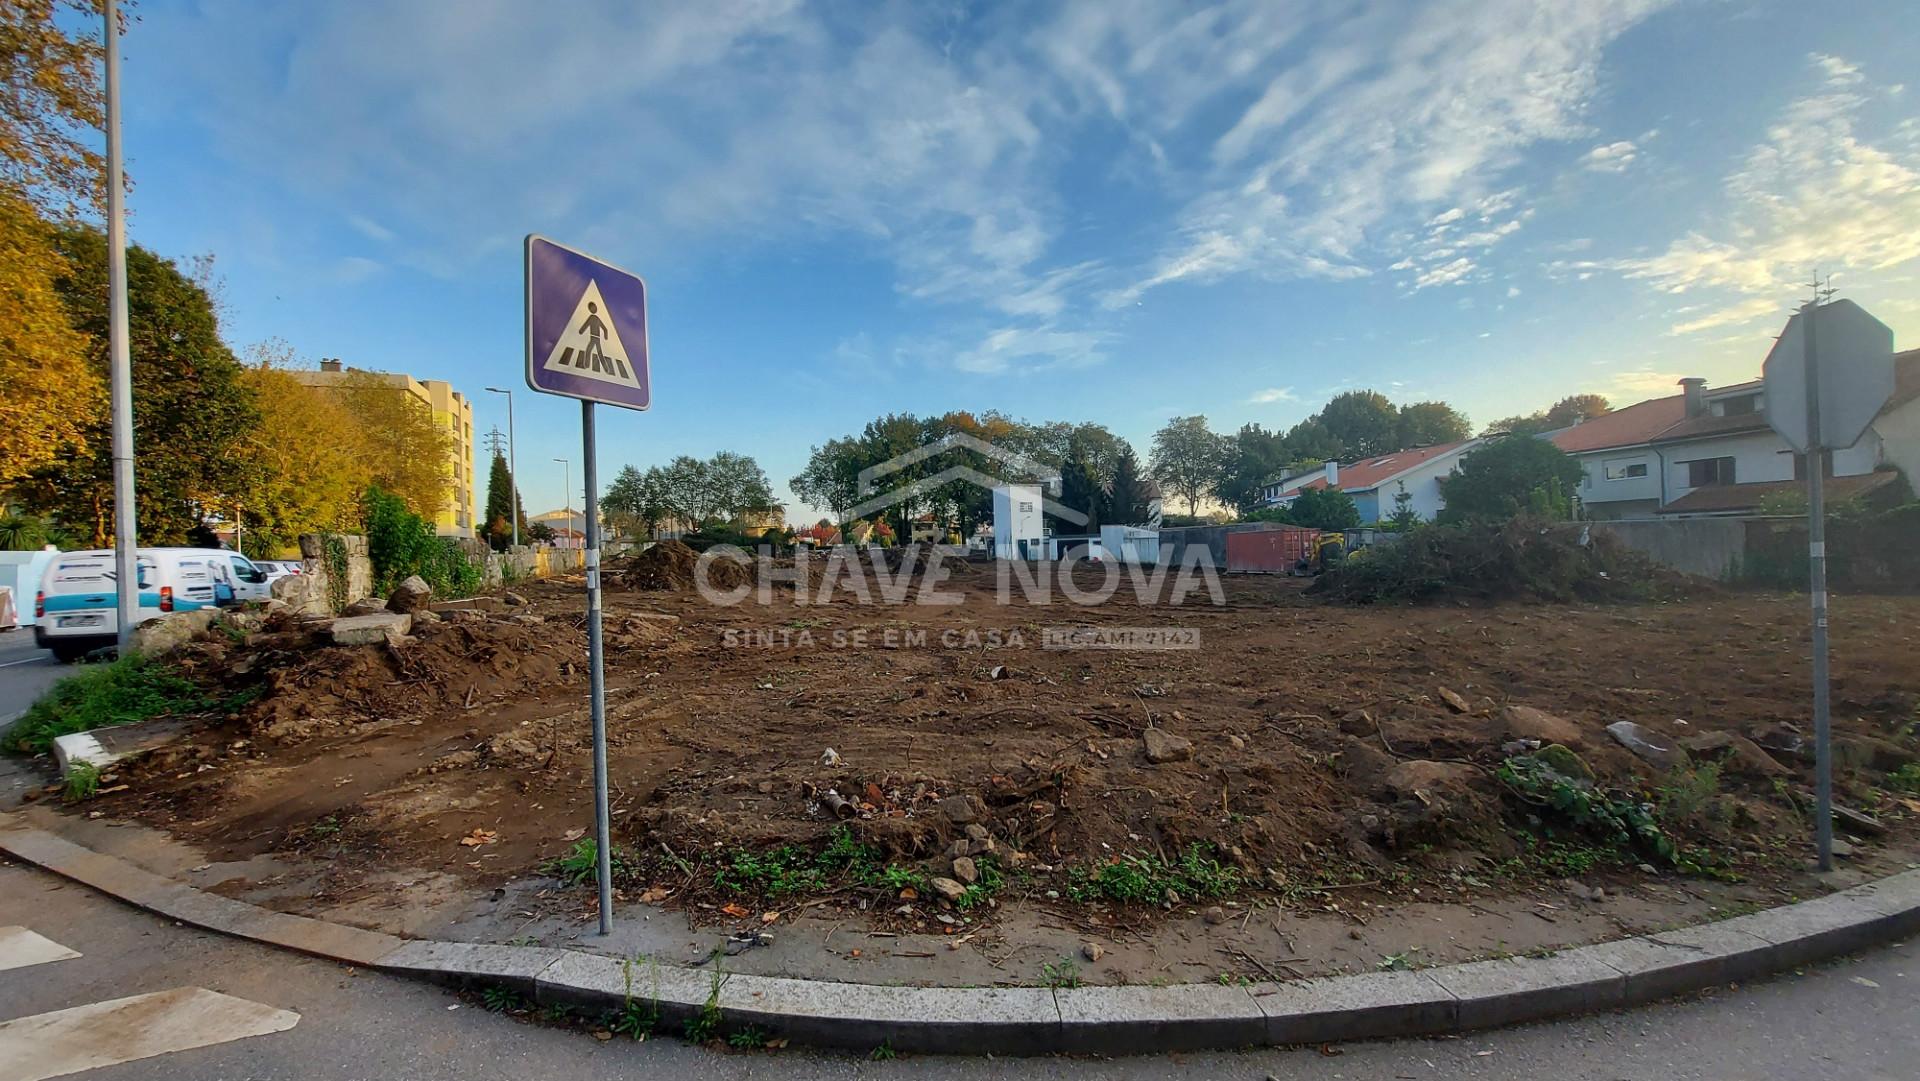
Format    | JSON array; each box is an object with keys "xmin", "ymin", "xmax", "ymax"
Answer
[{"xmin": 3, "ymin": 814, "xmax": 1912, "ymax": 1055}]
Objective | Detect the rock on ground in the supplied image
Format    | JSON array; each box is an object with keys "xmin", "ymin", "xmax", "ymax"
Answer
[
  {"xmin": 1502, "ymin": 705, "xmax": 1587, "ymax": 747},
  {"xmin": 1606, "ymin": 720, "xmax": 1688, "ymax": 771},
  {"xmin": 329, "ymin": 611, "xmax": 412, "ymax": 646},
  {"xmin": 1680, "ymin": 731, "xmax": 1788, "ymax": 779},
  {"xmin": 387, "ymin": 575, "xmax": 433, "ymax": 614},
  {"xmin": 951, "ymin": 856, "xmax": 979, "ymax": 884},
  {"xmin": 129, "ymin": 609, "xmax": 218, "ymax": 657},
  {"xmin": 342, "ymin": 597, "xmax": 388, "ymax": 617},
  {"xmin": 1143, "ymin": 727, "xmax": 1194, "ymax": 763},
  {"xmin": 928, "ymin": 877, "xmax": 967, "ymax": 903}
]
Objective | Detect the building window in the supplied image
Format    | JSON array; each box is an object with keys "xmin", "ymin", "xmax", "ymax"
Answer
[
  {"xmin": 1720, "ymin": 394, "xmax": 1760, "ymax": 417},
  {"xmin": 1685, "ymin": 457, "xmax": 1736, "ymax": 487},
  {"xmin": 1603, "ymin": 458, "xmax": 1649, "ymax": 480}
]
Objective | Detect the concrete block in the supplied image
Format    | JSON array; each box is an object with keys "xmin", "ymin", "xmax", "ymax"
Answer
[
  {"xmin": 1249, "ymin": 970, "xmax": 1458, "ymax": 1044},
  {"xmin": 329, "ymin": 611, "xmax": 411, "ymax": 646},
  {"xmin": 1427, "ymin": 952, "xmax": 1626, "ymax": 1029},
  {"xmin": 716, "ymin": 973, "xmax": 1062, "ymax": 1055},
  {"xmin": 377, "ymin": 940, "xmax": 568, "ymax": 993},
  {"xmin": 52, "ymin": 732, "xmax": 123, "ymax": 776},
  {"xmin": 1571, "ymin": 921, "xmax": 1772, "ymax": 1004},
  {"xmin": 1713, "ymin": 893, "xmax": 1900, "ymax": 968},
  {"xmin": 1054, "ymin": 983, "xmax": 1264, "ymax": 1053},
  {"xmin": 1843, "ymin": 869, "xmax": 1920, "ymax": 934},
  {"xmin": 532, "ymin": 950, "xmax": 719, "ymax": 1029}
]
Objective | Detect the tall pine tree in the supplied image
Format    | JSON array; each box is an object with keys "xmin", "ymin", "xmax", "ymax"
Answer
[{"xmin": 482, "ymin": 450, "xmax": 527, "ymax": 550}]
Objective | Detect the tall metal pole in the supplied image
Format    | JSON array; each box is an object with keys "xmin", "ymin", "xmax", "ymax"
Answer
[
  {"xmin": 581, "ymin": 402, "xmax": 612, "ymax": 933},
  {"xmin": 104, "ymin": 0, "xmax": 138, "ymax": 650},
  {"xmin": 1802, "ymin": 298, "xmax": 1834, "ymax": 871},
  {"xmin": 485, "ymin": 388, "xmax": 520, "ymax": 547}
]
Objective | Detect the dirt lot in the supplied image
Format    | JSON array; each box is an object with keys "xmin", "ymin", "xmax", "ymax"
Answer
[{"xmin": 32, "ymin": 553, "xmax": 1920, "ymax": 975}]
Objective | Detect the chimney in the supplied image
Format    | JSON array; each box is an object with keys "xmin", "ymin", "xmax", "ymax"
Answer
[
  {"xmin": 320, "ymin": 358, "xmax": 343, "ymax": 373},
  {"xmin": 1325, "ymin": 460, "xmax": 1340, "ymax": 487},
  {"xmin": 1680, "ymin": 377, "xmax": 1706, "ymax": 417}
]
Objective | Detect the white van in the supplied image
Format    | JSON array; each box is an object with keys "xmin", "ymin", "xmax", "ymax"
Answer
[{"xmin": 34, "ymin": 548, "xmax": 273, "ymax": 662}]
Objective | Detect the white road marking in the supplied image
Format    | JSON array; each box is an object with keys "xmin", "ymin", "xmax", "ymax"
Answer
[
  {"xmin": 0, "ymin": 928, "xmax": 80, "ymax": 973},
  {"xmin": 0, "ymin": 657, "xmax": 51, "ymax": 669},
  {"xmin": 0, "ymin": 987, "xmax": 298, "ymax": 1081}
]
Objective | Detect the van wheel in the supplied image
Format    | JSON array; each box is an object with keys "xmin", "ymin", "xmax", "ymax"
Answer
[{"xmin": 49, "ymin": 641, "xmax": 88, "ymax": 663}]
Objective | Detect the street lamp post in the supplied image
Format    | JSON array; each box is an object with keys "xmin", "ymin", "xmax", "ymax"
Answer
[
  {"xmin": 484, "ymin": 387, "xmax": 519, "ymax": 548},
  {"xmin": 554, "ymin": 457, "xmax": 571, "ymax": 546},
  {"xmin": 104, "ymin": 0, "xmax": 138, "ymax": 650}
]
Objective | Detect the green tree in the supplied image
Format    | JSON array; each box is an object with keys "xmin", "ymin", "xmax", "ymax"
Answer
[
  {"xmin": 1106, "ymin": 445, "xmax": 1155, "ymax": 525},
  {"xmin": 482, "ymin": 450, "xmax": 528, "ymax": 549},
  {"xmin": 1487, "ymin": 393, "xmax": 1612, "ymax": 437},
  {"xmin": 1054, "ymin": 455, "xmax": 1107, "ymax": 532},
  {"xmin": 1149, "ymin": 415, "xmax": 1227, "ymax": 517},
  {"xmin": 334, "ymin": 370, "xmax": 458, "ymax": 521},
  {"xmin": 19, "ymin": 227, "xmax": 260, "ymax": 546},
  {"xmin": 790, "ymin": 436, "xmax": 867, "ymax": 526},
  {"xmin": 1280, "ymin": 417, "xmax": 1344, "ymax": 463},
  {"xmin": 1396, "ymin": 401, "xmax": 1472, "ymax": 447},
  {"xmin": 601, "ymin": 463, "xmax": 667, "ymax": 539},
  {"xmin": 1214, "ymin": 422, "xmax": 1286, "ymax": 514},
  {"xmin": 1438, "ymin": 436, "xmax": 1584, "ymax": 523},
  {"xmin": 1318, "ymin": 390, "xmax": 1401, "ymax": 458},
  {"xmin": 232, "ymin": 360, "xmax": 372, "ymax": 555},
  {"xmin": 1284, "ymin": 486, "xmax": 1362, "ymax": 531}
]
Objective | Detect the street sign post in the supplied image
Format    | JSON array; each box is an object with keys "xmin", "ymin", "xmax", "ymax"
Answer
[
  {"xmin": 525, "ymin": 236, "xmax": 652, "ymax": 933},
  {"xmin": 1762, "ymin": 296, "xmax": 1894, "ymax": 872}
]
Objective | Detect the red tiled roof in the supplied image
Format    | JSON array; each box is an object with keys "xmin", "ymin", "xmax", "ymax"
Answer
[
  {"xmin": 1281, "ymin": 440, "xmax": 1475, "ymax": 495},
  {"xmin": 1650, "ymin": 410, "xmax": 1771, "ymax": 443},
  {"xmin": 1547, "ymin": 395, "xmax": 1688, "ymax": 453},
  {"xmin": 1656, "ymin": 471, "xmax": 1899, "ymax": 515}
]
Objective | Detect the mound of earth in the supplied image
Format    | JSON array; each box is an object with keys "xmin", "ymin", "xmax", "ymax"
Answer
[{"xmin": 622, "ymin": 539, "xmax": 750, "ymax": 591}]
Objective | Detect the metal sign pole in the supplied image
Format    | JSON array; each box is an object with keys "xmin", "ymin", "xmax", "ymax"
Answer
[
  {"xmin": 104, "ymin": 0, "xmax": 138, "ymax": 649},
  {"xmin": 1802, "ymin": 300, "xmax": 1834, "ymax": 872},
  {"xmin": 582, "ymin": 400, "xmax": 614, "ymax": 932}
]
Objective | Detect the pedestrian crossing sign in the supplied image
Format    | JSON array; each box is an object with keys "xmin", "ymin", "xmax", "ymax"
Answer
[{"xmin": 525, "ymin": 236, "xmax": 651, "ymax": 410}]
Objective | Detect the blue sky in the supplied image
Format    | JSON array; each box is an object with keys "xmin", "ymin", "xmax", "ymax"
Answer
[{"xmin": 110, "ymin": 0, "xmax": 1920, "ymax": 518}]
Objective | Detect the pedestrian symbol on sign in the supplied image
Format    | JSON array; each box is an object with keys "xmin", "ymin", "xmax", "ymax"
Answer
[{"xmin": 542, "ymin": 279, "xmax": 639, "ymax": 388}]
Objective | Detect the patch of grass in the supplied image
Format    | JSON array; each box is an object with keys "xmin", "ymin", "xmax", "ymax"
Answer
[
  {"xmin": 5, "ymin": 654, "xmax": 212, "ymax": 755},
  {"xmin": 869, "ymin": 1041, "xmax": 897, "ymax": 1061},
  {"xmin": 1041, "ymin": 957, "xmax": 1081, "ymax": 989},
  {"xmin": 1063, "ymin": 844, "xmax": 1244, "ymax": 904},
  {"xmin": 1656, "ymin": 759, "xmax": 1725, "ymax": 826},
  {"xmin": 545, "ymin": 838, "xmax": 632, "ymax": 887},
  {"xmin": 1889, "ymin": 763, "xmax": 1920, "ymax": 795},
  {"xmin": 682, "ymin": 969, "xmax": 727, "ymax": 1044},
  {"xmin": 62, "ymin": 762, "xmax": 100, "ymax": 802},
  {"xmin": 955, "ymin": 855, "xmax": 1004, "ymax": 910}
]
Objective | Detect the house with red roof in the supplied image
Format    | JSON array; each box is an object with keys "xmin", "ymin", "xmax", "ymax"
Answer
[
  {"xmin": 1549, "ymin": 348, "xmax": 1920, "ymax": 517},
  {"xmin": 1261, "ymin": 438, "xmax": 1486, "ymax": 523}
]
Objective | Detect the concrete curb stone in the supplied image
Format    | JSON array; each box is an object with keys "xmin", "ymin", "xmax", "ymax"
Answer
[{"xmin": 3, "ymin": 812, "xmax": 1916, "ymax": 1055}]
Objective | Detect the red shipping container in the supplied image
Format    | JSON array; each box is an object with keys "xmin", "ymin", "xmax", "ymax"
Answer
[{"xmin": 1225, "ymin": 527, "xmax": 1322, "ymax": 573}]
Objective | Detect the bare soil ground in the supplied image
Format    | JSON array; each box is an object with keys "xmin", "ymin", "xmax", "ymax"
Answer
[{"xmin": 29, "ymin": 559, "xmax": 1920, "ymax": 984}]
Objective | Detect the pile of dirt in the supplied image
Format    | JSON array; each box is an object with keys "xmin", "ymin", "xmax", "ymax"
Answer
[
  {"xmin": 1310, "ymin": 518, "xmax": 1700, "ymax": 605},
  {"xmin": 622, "ymin": 539, "xmax": 750, "ymax": 591},
  {"xmin": 238, "ymin": 616, "xmax": 588, "ymax": 744}
]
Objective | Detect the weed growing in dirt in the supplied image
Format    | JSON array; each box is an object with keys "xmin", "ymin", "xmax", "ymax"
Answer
[
  {"xmin": 955, "ymin": 855, "xmax": 1004, "ymax": 909},
  {"xmin": 682, "ymin": 969, "xmax": 727, "ymax": 1043},
  {"xmin": 607, "ymin": 955, "xmax": 659, "ymax": 1040},
  {"xmin": 1656, "ymin": 759, "xmax": 1725, "ymax": 826},
  {"xmin": 1889, "ymin": 764, "xmax": 1920, "ymax": 795},
  {"xmin": 1041, "ymin": 957, "xmax": 1081, "ymax": 989},
  {"xmin": 546, "ymin": 838, "xmax": 633, "ymax": 886},
  {"xmin": 870, "ymin": 1042, "xmax": 897, "ymax": 1061},
  {"xmin": 1497, "ymin": 754, "xmax": 1677, "ymax": 866},
  {"xmin": 6, "ymin": 655, "xmax": 212, "ymax": 755},
  {"xmin": 727, "ymin": 1026, "xmax": 768, "ymax": 1050},
  {"xmin": 62, "ymin": 762, "xmax": 100, "ymax": 802},
  {"xmin": 712, "ymin": 826, "xmax": 931, "ymax": 901},
  {"xmin": 1062, "ymin": 844, "xmax": 1243, "ymax": 904},
  {"xmin": 1376, "ymin": 950, "xmax": 1417, "ymax": 971},
  {"xmin": 480, "ymin": 985, "xmax": 526, "ymax": 1013}
]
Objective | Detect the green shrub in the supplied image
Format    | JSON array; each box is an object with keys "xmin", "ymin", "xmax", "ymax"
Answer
[
  {"xmin": 1064, "ymin": 844, "xmax": 1243, "ymax": 903},
  {"xmin": 5, "ymin": 655, "xmax": 211, "ymax": 755},
  {"xmin": 1310, "ymin": 517, "xmax": 1679, "ymax": 605},
  {"xmin": 1497, "ymin": 753, "xmax": 1677, "ymax": 865},
  {"xmin": 362, "ymin": 485, "xmax": 482, "ymax": 598}
]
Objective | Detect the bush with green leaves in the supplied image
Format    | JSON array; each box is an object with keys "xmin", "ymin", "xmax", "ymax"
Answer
[
  {"xmin": 1063, "ymin": 844, "xmax": 1243, "ymax": 904},
  {"xmin": 1310, "ymin": 517, "xmax": 1677, "ymax": 605},
  {"xmin": 1437, "ymin": 435, "xmax": 1583, "ymax": 524},
  {"xmin": 1497, "ymin": 753, "xmax": 1677, "ymax": 865},
  {"xmin": 362, "ymin": 485, "xmax": 483, "ymax": 598}
]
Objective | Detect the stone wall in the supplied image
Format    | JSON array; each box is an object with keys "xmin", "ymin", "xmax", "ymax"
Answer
[
  {"xmin": 274, "ymin": 535, "xmax": 589, "ymax": 616},
  {"xmin": 1590, "ymin": 518, "xmax": 1749, "ymax": 581}
]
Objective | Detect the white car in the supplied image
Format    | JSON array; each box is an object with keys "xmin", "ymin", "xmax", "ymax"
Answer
[{"xmin": 250, "ymin": 560, "xmax": 303, "ymax": 584}]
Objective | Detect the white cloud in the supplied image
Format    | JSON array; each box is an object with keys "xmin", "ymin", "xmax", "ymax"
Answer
[
  {"xmin": 1604, "ymin": 368, "xmax": 1689, "ymax": 397},
  {"xmin": 1506, "ymin": 285, "xmax": 1521, "ymax": 298},
  {"xmin": 1247, "ymin": 387, "xmax": 1298, "ymax": 404},
  {"xmin": 1614, "ymin": 54, "xmax": 1920, "ymax": 332},
  {"xmin": 952, "ymin": 325, "xmax": 1106, "ymax": 374},
  {"xmin": 1582, "ymin": 139, "xmax": 1638, "ymax": 172}
]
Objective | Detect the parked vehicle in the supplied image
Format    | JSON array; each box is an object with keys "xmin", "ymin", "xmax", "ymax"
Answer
[
  {"xmin": 250, "ymin": 559, "xmax": 302, "ymax": 584},
  {"xmin": 34, "ymin": 548, "xmax": 273, "ymax": 662}
]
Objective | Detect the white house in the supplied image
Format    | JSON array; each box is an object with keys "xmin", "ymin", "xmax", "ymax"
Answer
[
  {"xmin": 990, "ymin": 483, "xmax": 1045, "ymax": 559},
  {"xmin": 1263, "ymin": 439, "xmax": 1485, "ymax": 523},
  {"xmin": 1552, "ymin": 348, "xmax": 1920, "ymax": 518}
]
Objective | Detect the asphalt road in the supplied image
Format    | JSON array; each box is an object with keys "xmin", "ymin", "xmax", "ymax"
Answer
[
  {"xmin": 0, "ymin": 633, "xmax": 64, "ymax": 728},
  {"xmin": 0, "ymin": 859, "xmax": 1913, "ymax": 1080}
]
